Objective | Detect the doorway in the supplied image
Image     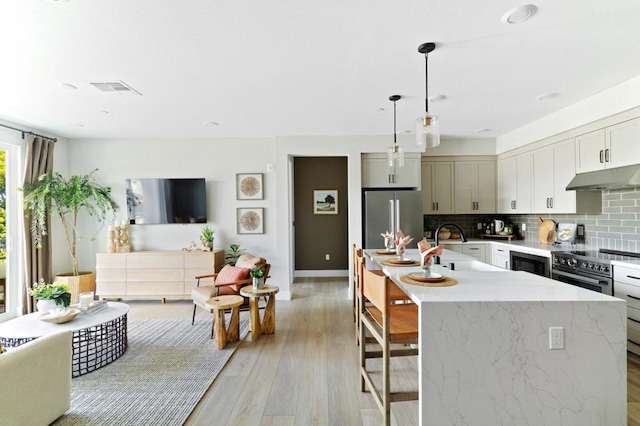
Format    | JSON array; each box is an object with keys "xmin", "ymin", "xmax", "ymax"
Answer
[{"xmin": 293, "ymin": 157, "xmax": 348, "ymax": 275}]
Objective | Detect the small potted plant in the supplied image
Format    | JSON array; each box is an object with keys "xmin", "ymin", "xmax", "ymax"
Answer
[
  {"xmin": 200, "ymin": 225, "xmax": 215, "ymax": 250},
  {"xmin": 29, "ymin": 279, "xmax": 71, "ymax": 312},
  {"xmin": 249, "ymin": 267, "xmax": 265, "ymax": 289},
  {"xmin": 224, "ymin": 244, "xmax": 245, "ymax": 266}
]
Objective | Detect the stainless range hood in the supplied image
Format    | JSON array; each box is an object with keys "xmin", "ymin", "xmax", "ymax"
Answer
[{"xmin": 566, "ymin": 164, "xmax": 640, "ymax": 191}]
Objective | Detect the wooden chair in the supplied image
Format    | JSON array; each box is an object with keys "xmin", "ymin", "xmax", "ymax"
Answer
[
  {"xmin": 359, "ymin": 267, "xmax": 419, "ymax": 426},
  {"xmin": 191, "ymin": 254, "xmax": 269, "ymax": 336},
  {"xmin": 354, "ymin": 249, "xmax": 411, "ymax": 345}
]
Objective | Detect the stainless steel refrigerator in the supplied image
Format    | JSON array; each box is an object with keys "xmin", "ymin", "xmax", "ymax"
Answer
[{"xmin": 363, "ymin": 189, "xmax": 424, "ymax": 249}]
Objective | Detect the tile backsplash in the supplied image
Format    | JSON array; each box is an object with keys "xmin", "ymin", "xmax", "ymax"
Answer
[{"xmin": 425, "ymin": 187, "xmax": 640, "ymax": 253}]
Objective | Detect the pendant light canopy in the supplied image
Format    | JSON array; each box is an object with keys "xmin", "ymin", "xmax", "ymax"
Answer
[
  {"xmin": 416, "ymin": 42, "xmax": 440, "ymax": 150},
  {"xmin": 387, "ymin": 95, "xmax": 404, "ymax": 183}
]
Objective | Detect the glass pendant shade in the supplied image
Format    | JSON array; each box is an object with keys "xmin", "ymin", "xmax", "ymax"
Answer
[
  {"xmin": 416, "ymin": 112, "xmax": 440, "ymax": 149},
  {"xmin": 387, "ymin": 143, "xmax": 405, "ymax": 169}
]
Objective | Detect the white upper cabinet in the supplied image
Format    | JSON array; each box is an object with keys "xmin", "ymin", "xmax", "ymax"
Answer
[
  {"xmin": 532, "ymin": 138, "xmax": 576, "ymax": 213},
  {"xmin": 576, "ymin": 117, "xmax": 640, "ymax": 173},
  {"xmin": 498, "ymin": 152, "xmax": 531, "ymax": 213},
  {"xmin": 454, "ymin": 161, "xmax": 496, "ymax": 214},
  {"xmin": 362, "ymin": 153, "xmax": 421, "ymax": 188},
  {"xmin": 422, "ymin": 160, "xmax": 454, "ymax": 214}
]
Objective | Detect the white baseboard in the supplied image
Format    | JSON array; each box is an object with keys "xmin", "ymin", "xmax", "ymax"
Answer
[{"xmin": 294, "ymin": 270, "xmax": 349, "ymax": 278}]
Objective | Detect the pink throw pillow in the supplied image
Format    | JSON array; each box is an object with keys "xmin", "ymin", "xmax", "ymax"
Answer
[{"xmin": 216, "ymin": 265, "xmax": 250, "ymax": 292}]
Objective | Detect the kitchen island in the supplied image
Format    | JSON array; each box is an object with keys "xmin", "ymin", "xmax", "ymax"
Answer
[{"xmin": 366, "ymin": 249, "xmax": 626, "ymax": 425}]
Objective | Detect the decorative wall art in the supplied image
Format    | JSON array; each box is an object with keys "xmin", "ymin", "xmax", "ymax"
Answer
[
  {"xmin": 236, "ymin": 173, "xmax": 264, "ymax": 200},
  {"xmin": 313, "ymin": 189, "xmax": 338, "ymax": 215},
  {"xmin": 237, "ymin": 208, "xmax": 264, "ymax": 234}
]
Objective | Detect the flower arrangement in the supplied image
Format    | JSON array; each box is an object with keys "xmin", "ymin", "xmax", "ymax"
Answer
[{"xmin": 29, "ymin": 279, "xmax": 71, "ymax": 307}]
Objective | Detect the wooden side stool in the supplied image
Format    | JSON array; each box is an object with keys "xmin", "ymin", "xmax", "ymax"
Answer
[
  {"xmin": 239, "ymin": 285, "xmax": 279, "ymax": 341},
  {"xmin": 204, "ymin": 295, "xmax": 244, "ymax": 349}
]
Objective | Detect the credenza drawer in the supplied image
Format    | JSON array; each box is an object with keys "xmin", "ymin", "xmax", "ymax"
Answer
[
  {"xmin": 614, "ymin": 281, "xmax": 640, "ymax": 310},
  {"xmin": 614, "ymin": 265, "xmax": 640, "ymax": 286}
]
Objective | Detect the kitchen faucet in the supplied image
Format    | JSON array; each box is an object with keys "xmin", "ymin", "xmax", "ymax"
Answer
[{"xmin": 434, "ymin": 223, "xmax": 468, "ymax": 247}]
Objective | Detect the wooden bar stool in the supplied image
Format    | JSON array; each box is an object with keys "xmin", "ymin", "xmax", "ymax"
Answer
[{"xmin": 204, "ymin": 295, "xmax": 244, "ymax": 349}]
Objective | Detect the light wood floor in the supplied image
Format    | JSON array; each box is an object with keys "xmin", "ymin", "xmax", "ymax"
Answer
[{"xmin": 127, "ymin": 277, "xmax": 640, "ymax": 425}]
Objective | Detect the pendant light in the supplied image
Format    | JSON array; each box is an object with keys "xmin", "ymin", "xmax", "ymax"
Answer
[
  {"xmin": 416, "ymin": 42, "xmax": 440, "ymax": 150},
  {"xmin": 387, "ymin": 95, "xmax": 404, "ymax": 184}
]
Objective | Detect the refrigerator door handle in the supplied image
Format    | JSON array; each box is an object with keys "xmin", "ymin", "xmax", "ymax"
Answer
[
  {"xmin": 389, "ymin": 200, "xmax": 395, "ymax": 235},
  {"xmin": 395, "ymin": 200, "xmax": 401, "ymax": 234}
]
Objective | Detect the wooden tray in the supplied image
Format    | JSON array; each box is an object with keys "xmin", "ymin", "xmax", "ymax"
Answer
[
  {"xmin": 407, "ymin": 272, "xmax": 445, "ymax": 283},
  {"xmin": 401, "ymin": 275, "xmax": 458, "ymax": 287},
  {"xmin": 479, "ymin": 234, "xmax": 516, "ymax": 241},
  {"xmin": 375, "ymin": 250, "xmax": 398, "ymax": 255}
]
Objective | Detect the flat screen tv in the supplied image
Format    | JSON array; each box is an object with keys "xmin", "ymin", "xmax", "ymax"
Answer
[{"xmin": 125, "ymin": 178, "xmax": 207, "ymax": 224}]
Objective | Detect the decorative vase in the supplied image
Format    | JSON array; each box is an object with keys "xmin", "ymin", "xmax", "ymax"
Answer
[
  {"xmin": 252, "ymin": 277, "xmax": 264, "ymax": 289},
  {"xmin": 36, "ymin": 299, "xmax": 58, "ymax": 312}
]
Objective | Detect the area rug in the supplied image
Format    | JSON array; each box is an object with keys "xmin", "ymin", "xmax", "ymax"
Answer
[{"xmin": 54, "ymin": 317, "xmax": 249, "ymax": 426}]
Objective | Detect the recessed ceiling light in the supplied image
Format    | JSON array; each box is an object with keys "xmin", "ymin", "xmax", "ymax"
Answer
[
  {"xmin": 204, "ymin": 121, "xmax": 219, "ymax": 127},
  {"xmin": 536, "ymin": 92, "xmax": 559, "ymax": 101},
  {"xmin": 57, "ymin": 83, "xmax": 77, "ymax": 90},
  {"xmin": 377, "ymin": 108, "xmax": 385, "ymax": 112},
  {"xmin": 428, "ymin": 94, "xmax": 446, "ymax": 102},
  {"xmin": 501, "ymin": 4, "xmax": 537, "ymax": 24},
  {"xmin": 475, "ymin": 128, "xmax": 491, "ymax": 133},
  {"xmin": 68, "ymin": 123, "xmax": 84, "ymax": 127}
]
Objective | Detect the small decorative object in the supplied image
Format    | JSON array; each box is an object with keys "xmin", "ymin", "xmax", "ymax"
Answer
[
  {"xmin": 200, "ymin": 225, "xmax": 215, "ymax": 250},
  {"xmin": 380, "ymin": 231, "xmax": 394, "ymax": 251},
  {"xmin": 556, "ymin": 223, "xmax": 577, "ymax": 244},
  {"xmin": 39, "ymin": 307, "xmax": 81, "ymax": 324},
  {"xmin": 237, "ymin": 173, "xmax": 264, "ymax": 200},
  {"xmin": 107, "ymin": 222, "xmax": 131, "ymax": 253},
  {"xmin": 250, "ymin": 267, "xmax": 266, "ymax": 289},
  {"xmin": 79, "ymin": 291, "xmax": 94, "ymax": 307},
  {"xmin": 313, "ymin": 189, "xmax": 338, "ymax": 215},
  {"xmin": 417, "ymin": 239, "xmax": 444, "ymax": 277},
  {"xmin": 238, "ymin": 208, "xmax": 264, "ymax": 234},
  {"xmin": 182, "ymin": 241, "xmax": 211, "ymax": 252},
  {"xmin": 395, "ymin": 230, "xmax": 413, "ymax": 258},
  {"xmin": 29, "ymin": 279, "xmax": 72, "ymax": 311}
]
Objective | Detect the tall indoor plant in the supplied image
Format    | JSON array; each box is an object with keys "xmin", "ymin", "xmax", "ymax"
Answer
[{"xmin": 21, "ymin": 170, "xmax": 118, "ymax": 300}]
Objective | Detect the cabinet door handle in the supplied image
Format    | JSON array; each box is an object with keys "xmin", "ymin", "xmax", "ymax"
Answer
[
  {"xmin": 432, "ymin": 202, "xmax": 435, "ymax": 211},
  {"xmin": 468, "ymin": 248, "xmax": 479, "ymax": 251},
  {"xmin": 599, "ymin": 150, "xmax": 604, "ymax": 163},
  {"xmin": 630, "ymin": 339, "xmax": 640, "ymax": 347},
  {"xmin": 605, "ymin": 148, "xmax": 610, "ymax": 163},
  {"xmin": 514, "ymin": 200, "xmax": 517, "ymax": 210},
  {"xmin": 435, "ymin": 202, "xmax": 439, "ymax": 211},
  {"xmin": 627, "ymin": 275, "xmax": 640, "ymax": 280},
  {"xmin": 629, "ymin": 317, "xmax": 640, "ymax": 325},
  {"xmin": 550, "ymin": 198, "xmax": 554, "ymax": 209},
  {"xmin": 628, "ymin": 294, "xmax": 640, "ymax": 301},
  {"xmin": 546, "ymin": 198, "xmax": 549, "ymax": 208},
  {"xmin": 497, "ymin": 249, "xmax": 505, "ymax": 252}
]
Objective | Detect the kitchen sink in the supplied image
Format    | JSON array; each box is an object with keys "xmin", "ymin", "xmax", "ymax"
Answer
[{"xmin": 436, "ymin": 260, "xmax": 504, "ymax": 272}]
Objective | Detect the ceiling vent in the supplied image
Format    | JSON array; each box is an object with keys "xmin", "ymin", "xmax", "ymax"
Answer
[{"xmin": 90, "ymin": 81, "xmax": 142, "ymax": 96}]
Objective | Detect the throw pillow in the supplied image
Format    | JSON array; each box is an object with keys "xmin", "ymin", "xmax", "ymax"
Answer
[
  {"xmin": 216, "ymin": 265, "xmax": 250, "ymax": 292},
  {"xmin": 235, "ymin": 254, "xmax": 266, "ymax": 270}
]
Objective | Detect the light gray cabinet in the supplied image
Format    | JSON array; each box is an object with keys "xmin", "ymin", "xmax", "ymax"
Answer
[
  {"xmin": 491, "ymin": 245, "xmax": 510, "ymax": 269},
  {"xmin": 454, "ymin": 161, "xmax": 496, "ymax": 214},
  {"xmin": 498, "ymin": 152, "xmax": 532, "ymax": 213},
  {"xmin": 422, "ymin": 160, "xmax": 454, "ymax": 214},
  {"xmin": 576, "ymin": 117, "xmax": 640, "ymax": 173},
  {"xmin": 362, "ymin": 153, "xmax": 421, "ymax": 188},
  {"xmin": 613, "ymin": 264, "xmax": 640, "ymax": 356}
]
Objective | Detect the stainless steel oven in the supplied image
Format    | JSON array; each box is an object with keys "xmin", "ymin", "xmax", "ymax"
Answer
[
  {"xmin": 551, "ymin": 251, "xmax": 614, "ymax": 296},
  {"xmin": 510, "ymin": 251, "xmax": 551, "ymax": 278}
]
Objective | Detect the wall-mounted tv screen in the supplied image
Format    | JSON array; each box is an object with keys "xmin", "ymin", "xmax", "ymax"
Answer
[{"xmin": 125, "ymin": 178, "xmax": 207, "ymax": 224}]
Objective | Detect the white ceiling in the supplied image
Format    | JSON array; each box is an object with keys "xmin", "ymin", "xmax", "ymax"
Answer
[{"xmin": 1, "ymin": 1, "xmax": 640, "ymax": 140}]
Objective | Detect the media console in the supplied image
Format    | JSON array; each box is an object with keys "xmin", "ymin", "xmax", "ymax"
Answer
[{"xmin": 96, "ymin": 250, "xmax": 224, "ymax": 302}]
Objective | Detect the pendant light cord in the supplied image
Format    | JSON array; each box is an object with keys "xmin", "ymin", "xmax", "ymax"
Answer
[
  {"xmin": 393, "ymin": 98, "xmax": 397, "ymax": 144},
  {"xmin": 424, "ymin": 51, "xmax": 429, "ymax": 114}
]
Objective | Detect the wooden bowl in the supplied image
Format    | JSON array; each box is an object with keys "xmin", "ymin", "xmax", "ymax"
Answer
[{"xmin": 39, "ymin": 308, "xmax": 81, "ymax": 324}]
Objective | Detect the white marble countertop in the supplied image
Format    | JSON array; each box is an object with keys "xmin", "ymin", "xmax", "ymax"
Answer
[
  {"xmin": 366, "ymin": 249, "xmax": 622, "ymax": 304},
  {"xmin": 430, "ymin": 238, "xmax": 582, "ymax": 257}
]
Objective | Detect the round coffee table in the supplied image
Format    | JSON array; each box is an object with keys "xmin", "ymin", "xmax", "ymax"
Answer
[
  {"xmin": 0, "ymin": 302, "xmax": 129, "ymax": 377},
  {"xmin": 239, "ymin": 285, "xmax": 279, "ymax": 341}
]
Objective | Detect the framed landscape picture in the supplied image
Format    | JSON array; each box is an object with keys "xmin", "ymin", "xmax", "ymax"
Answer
[
  {"xmin": 236, "ymin": 173, "xmax": 264, "ymax": 200},
  {"xmin": 313, "ymin": 189, "xmax": 338, "ymax": 215},
  {"xmin": 237, "ymin": 207, "xmax": 264, "ymax": 234}
]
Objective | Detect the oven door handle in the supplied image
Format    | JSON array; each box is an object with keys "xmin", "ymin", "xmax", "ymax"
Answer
[{"xmin": 552, "ymin": 269, "xmax": 609, "ymax": 286}]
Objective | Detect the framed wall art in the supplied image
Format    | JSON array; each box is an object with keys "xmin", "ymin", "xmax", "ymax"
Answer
[
  {"xmin": 313, "ymin": 189, "xmax": 338, "ymax": 215},
  {"xmin": 237, "ymin": 207, "xmax": 264, "ymax": 234},
  {"xmin": 236, "ymin": 173, "xmax": 264, "ymax": 200}
]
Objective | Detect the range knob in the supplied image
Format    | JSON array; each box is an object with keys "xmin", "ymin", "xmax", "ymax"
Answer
[{"xmin": 567, "ymin": 258, "xmax": 577, "ymax": 267}]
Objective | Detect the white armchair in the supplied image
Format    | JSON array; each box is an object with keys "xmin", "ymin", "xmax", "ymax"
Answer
[{"xmin": 0, "ymin": 330, "xmax": 72, "ymax": 426}]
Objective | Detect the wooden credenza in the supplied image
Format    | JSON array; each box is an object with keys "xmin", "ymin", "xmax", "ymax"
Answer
[{"xmin": 96, "ymin": 250, "xmax": 224, "ymax": 301}]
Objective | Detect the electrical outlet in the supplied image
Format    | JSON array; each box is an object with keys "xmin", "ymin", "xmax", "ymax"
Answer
[
  {"xmin": 521, "ymin": 223, "xmax": 527, "ymax": 231},
  {"xmin": 549, "ymin": 327, "xmax": 564, "ymax": 349},
  {"xmin": 477, "ymin": 222, "xmax": 483, "ymax": 230},
  {"xmin": 325, "ymin": 254, "xmax": 330, "ymax": 261}
]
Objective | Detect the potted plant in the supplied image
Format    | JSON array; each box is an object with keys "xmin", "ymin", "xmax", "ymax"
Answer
[
  {"xmin": 249, "ymin": 267, "xmax": 265, "ymax": 289},
  {"xmin": 224, "ymin": 243, "xmax": 245, "ymax": 266},
  {"xmin": 29, "ymin": 279, "xmax": 71, "ymax": 312},
  {"xmin": 20, "ymin": 170, "xmax": 118, "ymax": 303},
  {"xmin": 200, "ymin": 225, "xmax": 215, "ymax": 250}
]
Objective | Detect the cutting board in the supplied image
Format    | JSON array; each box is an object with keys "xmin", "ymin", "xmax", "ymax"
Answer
[{"xmin": 537, "ymin": 217, "xmax": 556, "ymax": 244}]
